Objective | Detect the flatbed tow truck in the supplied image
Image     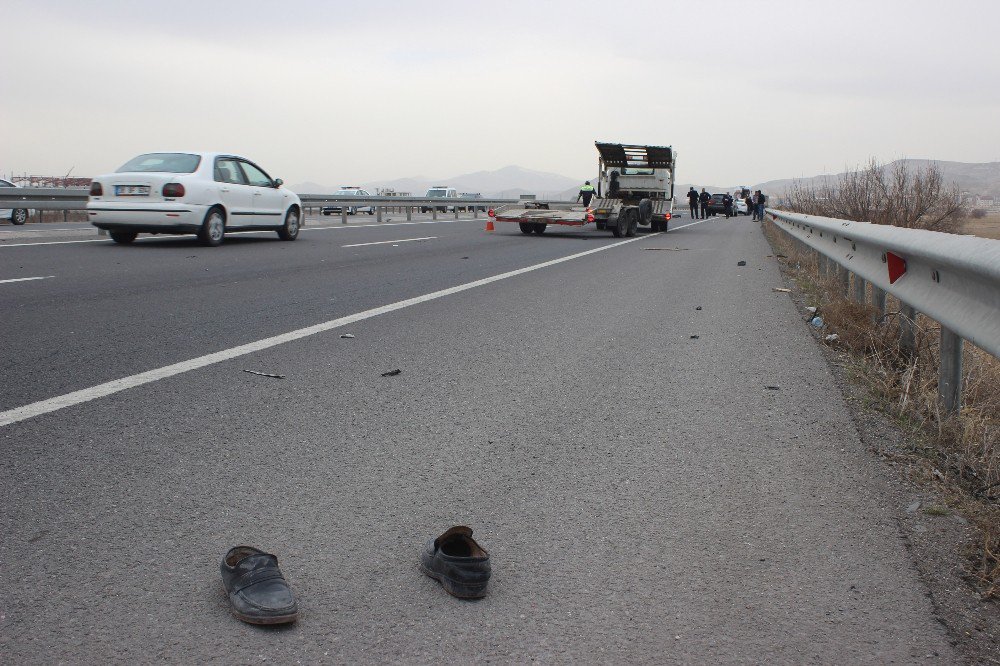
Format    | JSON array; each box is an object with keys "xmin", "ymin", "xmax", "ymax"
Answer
[{"xmin": 489, "ymin": 142, "xmax": 676, "ymax": 237}]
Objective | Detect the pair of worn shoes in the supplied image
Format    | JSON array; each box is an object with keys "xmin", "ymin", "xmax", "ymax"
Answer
[{"xmin": 221, "ymin": 526, "xmax": 490, "ymax": 625}]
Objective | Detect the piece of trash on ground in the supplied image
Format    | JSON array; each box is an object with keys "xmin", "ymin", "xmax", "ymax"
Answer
[
  {"xmin": 737, "ymin": 260, "xmax": 747, "ymax": 266},
  {"xmin": 810, "ymin": 316, "xmax": 824, "ymax": 328},
  {"xmin": 690, "ymin": 335, "xmax": 700, "ymax": 339},
  {"xmin": 825, "ymin": 334, "xmax": 839, "ymax": 343},
  {"xmin": 340, "ymin": 333, "xmax": 355, "ymax": 339},
  {"xmin": 765, "ymin": 385, "xmax": 780, "ymax": 390},
  {"xmin": 642, "ymin": 247, "xmax": 689, "ymax": 251},
  {"xmin": 243, "ymin": 370, "xmax": 286, "ymax": 379},
  {"xmin": 381, "ymin": 369, "xmax": 402, "ymax": 377},
  {"xmin": 772, "ymin": 287, "xmax": 791, "ymax": 293},
  {"xmin": 805, "ymin": 306, "xmax": 818, "ymax": 314},
  {"xmin": 695, "ymin": 306, "xmax": 702, "ymax": 311}
]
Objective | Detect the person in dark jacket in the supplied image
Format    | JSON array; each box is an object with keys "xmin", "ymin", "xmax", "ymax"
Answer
[
  {"xmin": 698, "ymin": 189, "xmax": 710, "ymax": 219},
  {"xmin": 755, "ymin": 190, "xmax": 767, "ymax": 221},
  {"xmin": 577, "ymin": 181, "xmax": 597, "ymax": 207},
  {"xmin": 723, "ymin": 193, "xmax": 734, "ymax": 218},
  {"xmin": 687, "ymin": 187, "xmax": 699, "ymax": 219}
]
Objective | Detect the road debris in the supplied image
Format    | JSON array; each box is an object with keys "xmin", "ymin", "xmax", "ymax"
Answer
[
  {"xmin": 340, "ymin": 333, "xmax": 356, "ymax": 339},
  {"xmin": 737, "ymin": 260, "xmax": 747, "ymax": 266},
  {"xmin": 243, "ymin": 370, "xmax": 286, "ymax": 379},
  {"xmin": 765, "ymin": 385, "xmax": 781, "ymax": 390},
  {"xmin": 381, "ymin": 369, "xmax": 402, "ymax": 377},
  {"xmin": 643, "ymin": 247, "xmax": 689, "ymax": 251},
  {"xmin": 810, "ymin": 316, "xmax": 824, "ymax": 328},
  {"xmin": 695, "ymin": 306, "xmax": 702, "ymax": 311},
  {"xmin": 824, "ymin": 334, "xmax": 840, "ymax": 343},
  {"xmin": 690, "ymin": 335, "xmax": 700, "ymax": 339},
  {"xmin": 772, "ymin": 287, "xmax": 792, "ymax": 293}
]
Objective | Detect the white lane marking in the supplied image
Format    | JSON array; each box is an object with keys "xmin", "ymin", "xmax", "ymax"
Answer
[
  {"xmin": 0, "ymin": 233, "xmax": 652, "ymax": 427},
  {"xmin": 0, "ymin": 275, "xmax": 55, "ymax": 284},
  {"xmin": 0, "ymin": 219, "xmax": 461, "ymax": 248},
  {"xmin": 342, "ymin": 236, "xmax": 436, "ymax": 248},
  {"xmin": 669, "ymin": 217, "xmax": 715, "ymax": 231}
]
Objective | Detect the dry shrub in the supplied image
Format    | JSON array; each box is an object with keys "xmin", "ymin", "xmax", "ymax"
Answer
[
  {"xmin": 786, "ymin": 159, "xmax": 966, "ymax": 232},
  {"xmin": 765, "ymin": 221, "xmax": 1000, "ymax": 598}
]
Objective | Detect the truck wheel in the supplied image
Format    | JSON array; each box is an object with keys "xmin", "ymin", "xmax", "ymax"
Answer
[
  {"xmin": 519, "ymin": 223, "xmax": 534, "ymax": 235},
  {"xmin": 611, "ymin": 211, "xmax": 627, "ymax": 238},
  {"xmin": 639, "ymin": 199, "xmax": 652, "ymax": 225},
  {"xmin": 625, "ymin": 209, "xmax": 638, "ymax": 237},
  {"xmin": 533, "ymin": 224, "xmax": 547, "ymax": 234}
]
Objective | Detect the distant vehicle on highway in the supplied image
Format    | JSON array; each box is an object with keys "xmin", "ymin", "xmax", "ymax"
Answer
[
  {"xmin": 0, "ymin": 178, "xmax": 29, "ymax": 225},
  {"xmin": 321, "ymin": 187, "xmax": 375, "ymax": 216},
  {"xmin": 461, "ymin": 192, "xmax": 486, "ymax": 212},
  {"xmin": 87, "ymin": 152, "xmax": 302, "ymax": 246},
  {"xmin": 421, "ymin": 186, "xmax": 458, "ymax": 213},
  {"xmin": 706, "ymin": 193, "xmax": 729, "ymax": 216},
  {"xmin": 734, "ymin": 197, "xmax": 749, "ymax": 215}
]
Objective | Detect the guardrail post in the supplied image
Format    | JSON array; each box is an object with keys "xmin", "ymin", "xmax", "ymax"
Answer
[
  {"xmin": 376, "ymin": 207, "xmax": 383, "ymax": 223},
  {"xmin": 938, "ymin": 326, "xmax": 963, "ymax": 413},
  {"xmin": 432, "ymin": 208, "xmax": 437, "ymax": 220},
  {"xmin": 853, "ymin": 274, "xmax": 867, "ymax": 302},
  {"xmin": 872, "ymin": 286, "xmax": 887, "ymax": 317},
  {"xmin": 473, "ymin": 206, "xmax": 479, "ymax": 219},
  {"xmin": 341, "ymin": 209, "xmax": 347, "ymax": 225},
  {"xmin": 454, "ymin": 207, "xmax": 459, "ymax": 220},
  {"xmin": 837, "ymin": 265, "xmax": 850, "ymax": 295},
  {"xmin": 900, "ymin": 304, "xmax": 916, "ymax": 354},
  {"xmin": 406, "ymin": 207, "xmax": 412, "ymax": 221}
]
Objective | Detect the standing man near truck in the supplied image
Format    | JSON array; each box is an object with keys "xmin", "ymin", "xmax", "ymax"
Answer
[
  {"xmin": 577, "ymin": 181, "xmax": 598, "ymax": 207},
  {"xmin": 699, "ymin": 188, "xmax": 710, "ymax": 219},
  {"xmin": 687, "ymin": 187, "xmax": 699, "ymax": 219}
]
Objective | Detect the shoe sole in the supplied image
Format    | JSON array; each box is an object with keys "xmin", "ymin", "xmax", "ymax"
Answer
[
  {"xmin": 231, "ymin": 608, "xmax": 299, "ymax": 625},
  {"xmin": 420, "ymin": 563, "xmax": 488, "ymax": 599}
]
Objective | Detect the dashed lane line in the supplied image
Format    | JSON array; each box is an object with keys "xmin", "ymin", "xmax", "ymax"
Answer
[
  {"xmin": 0, "ymin": 275, "xmax": 55, "ymax": 284},
  {"xmin": 342, "ymin": 236, "xmax": 436, "ymax": 248}
]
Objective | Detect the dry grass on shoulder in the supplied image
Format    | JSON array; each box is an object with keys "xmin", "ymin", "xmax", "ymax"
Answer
[{"xmin": 765, "ymin": 222, "xmax": 1000, "ymax": 599}]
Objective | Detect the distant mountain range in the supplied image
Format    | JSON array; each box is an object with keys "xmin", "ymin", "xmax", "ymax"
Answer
[
  {"xmin": 290, "ymin": 160, "xmax": 1000, "ymax": 201},
  {"xmin": 289, "ymin": 165, "xmax": 587, "ymax": 199}
]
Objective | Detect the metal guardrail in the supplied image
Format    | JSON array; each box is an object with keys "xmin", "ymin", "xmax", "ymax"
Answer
[
  {"xmin": 0, "ymin": 189, "xmax": 570, "ymax": 222},
  {"xmin": 767, "ymin": 208, "xmax": 1000, "ymax": 412}
]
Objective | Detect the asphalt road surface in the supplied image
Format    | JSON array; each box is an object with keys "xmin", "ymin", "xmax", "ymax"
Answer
[{"xmin": 0, "ymin": 214, "xmax": 959, "ymax": 663}]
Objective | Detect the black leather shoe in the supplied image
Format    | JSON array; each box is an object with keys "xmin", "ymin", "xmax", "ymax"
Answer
[
  {"xmin": 220, "ymin": 546, "xmax": 299, "ymax": 625},
  {"xmin": 420, "ymin": 526, "xmax": 491, "ymax": 599}
]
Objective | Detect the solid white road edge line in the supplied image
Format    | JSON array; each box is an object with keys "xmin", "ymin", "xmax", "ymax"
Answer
[
  {"xmin": 0, "ymin": 232, "xmax": 656, "ymax": 428},
  {"xmin": 342, "ymin": 237, "xmax": 436, "ymax": 248},
  {"xmin": 0, "ymin": 276, "xmax": 55, "ymax": 284}
]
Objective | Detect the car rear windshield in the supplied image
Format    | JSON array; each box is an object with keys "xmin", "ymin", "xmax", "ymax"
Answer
[
  {"xmin": 427, "ymin": 189, "xmax": 447, "ymax": 197},
  {"xmin": 116, "ymin": 153, "xmax": 201, "ymax": 174}
]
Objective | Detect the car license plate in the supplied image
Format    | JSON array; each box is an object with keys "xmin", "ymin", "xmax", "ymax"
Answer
[{"xmin": 116, "ymin": 185, "xmax": 150, "ymax": 196}]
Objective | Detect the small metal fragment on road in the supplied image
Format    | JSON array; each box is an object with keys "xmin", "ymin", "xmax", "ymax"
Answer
[
  {"xmin": 695, "ymin": 306, "xmax": 702, "ymax": 310},
  {"xmin": 737, "ymin": 260, "xmax": 747, "ymax": 266},
  {"xmin": 765, "ymin": 385, "xmax": 780, "ymax": 390},
  {"xmin": 340, "ymin": 333, "xmax": 355, "ymax": 339},
  {"xmin": 381, "ymin": 369, "xmax": 402, "ymax": 377},
  {"xmin": 643, "ymin": 247, "xmax": 689, "ymax": 251},
  {"xmin": 772, "ymin": 288, "xmax": 791, "ymax": 293},
  {"xmin": 690, "ymin": 335, "xmax": 700, "ymax": 339},
  {"xmin": 243, "ymin": 370, "xmax": 286, "ymax": 379}
]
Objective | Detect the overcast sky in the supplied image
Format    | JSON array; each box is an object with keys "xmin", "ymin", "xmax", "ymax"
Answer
[{"xmin": 3, "ymin": 0, "xmax": 999, "ymax": 187}]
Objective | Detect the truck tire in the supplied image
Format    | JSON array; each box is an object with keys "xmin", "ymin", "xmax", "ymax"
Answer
[
  {"xmin": 626, "ymin": 210, "xmax": 638, "ymax": 237},
  {"xmin": 519, "ymin": 223, "xmax": 534, "ymax": 235},
  {"xmin": 611, "ymin": 211, "xmax": 628, "ymax": 238},
  {"xmin": 533, "ymin": 223, "xmax": 547, "ymax": 234},
  {"xmin": 639, "ymin": 199, "xmax": 652, "ymax": 226}
]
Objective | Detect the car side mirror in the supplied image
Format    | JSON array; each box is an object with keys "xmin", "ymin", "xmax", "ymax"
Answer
[{"xmin": 274, "ymin": 178, "xmax": 284, "ymax": 187}]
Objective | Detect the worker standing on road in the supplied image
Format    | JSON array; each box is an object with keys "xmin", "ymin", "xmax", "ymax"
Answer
[
  {"xmin": 577, "ymin": 181, "xmax": 598, "ymax": 207},
  {"xmin": 687, "ymin": 187, "xmax": 699, "ymax": 219},
  {"xmin": 699, "ymin": 188, "xmax": 710, "ymax": 219},
  {"xmin": 723, "ymin": 193, "xmax": 734, "ymax": 218},
  {"xmin": 751, "ymin": 191, "xmax": 760, "ymax": 221}
]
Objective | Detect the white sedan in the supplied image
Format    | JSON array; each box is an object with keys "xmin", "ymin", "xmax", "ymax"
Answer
[
  {"xmin": 87, "ymin": 152, "xmax": 302, "ymax": 245},
  {"xmin": 1, "ymin": 178, "xmax": 29, "ymax": 225}
]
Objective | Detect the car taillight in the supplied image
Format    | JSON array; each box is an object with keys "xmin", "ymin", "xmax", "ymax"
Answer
[
  {"xmin": 89, "ymin": 182, "xmax": 103, "ymax": 196},
  {"xmin": 664, "ymin": 212, "xmax": 672, "ymax": 220},
  {"xmin": 162, "ymin": 183, "xmax": 185, "ymax": 198}
]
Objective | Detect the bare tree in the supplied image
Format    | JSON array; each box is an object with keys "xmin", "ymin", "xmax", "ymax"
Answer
[{"xmin": 785, "ymin": 159, "xmax": 965, "ymax": 232}]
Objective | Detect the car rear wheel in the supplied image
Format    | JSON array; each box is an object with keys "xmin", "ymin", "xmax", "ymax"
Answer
[
  {"xmin": 11, "ymin": 209, "xmax": 28, "ymax": 225},
  {"xmin": 198, "ymin": 208, "xmax": 226, "ymax": 246},
  {"xmin": 367, "ymin": 208, "xmax": 375, "ymax": 215},
  {"xmin": 277, "ymin": 208, "xmax": 300, "ymax": 241},
  {"xmin": 110, "ymin": 231, "xmax": 137, "ymax": 244}
]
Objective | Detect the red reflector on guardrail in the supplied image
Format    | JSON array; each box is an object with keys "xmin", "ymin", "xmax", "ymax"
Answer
[{"xmin": 887, "ymin": 251, "xmax": 907, "ymax": 284}]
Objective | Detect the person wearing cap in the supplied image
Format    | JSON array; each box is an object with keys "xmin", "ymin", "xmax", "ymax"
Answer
[
  {"xmin": 687, "ymin": 187, "xmax": 699, "ymax": 219},
  {"xmin": 577, "ymin": 181, "xmax": 598, "ymax": 207}
]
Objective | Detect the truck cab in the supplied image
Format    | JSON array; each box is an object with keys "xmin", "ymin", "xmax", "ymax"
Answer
[{"xmin": 593, "ymin": 143, "xmax": 676, "ymax": 233}]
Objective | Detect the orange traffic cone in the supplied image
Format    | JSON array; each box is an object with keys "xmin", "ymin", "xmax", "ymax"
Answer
[{"xmin": 485, "ymin": 210, "xmax": 495, "ymax": 232}]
